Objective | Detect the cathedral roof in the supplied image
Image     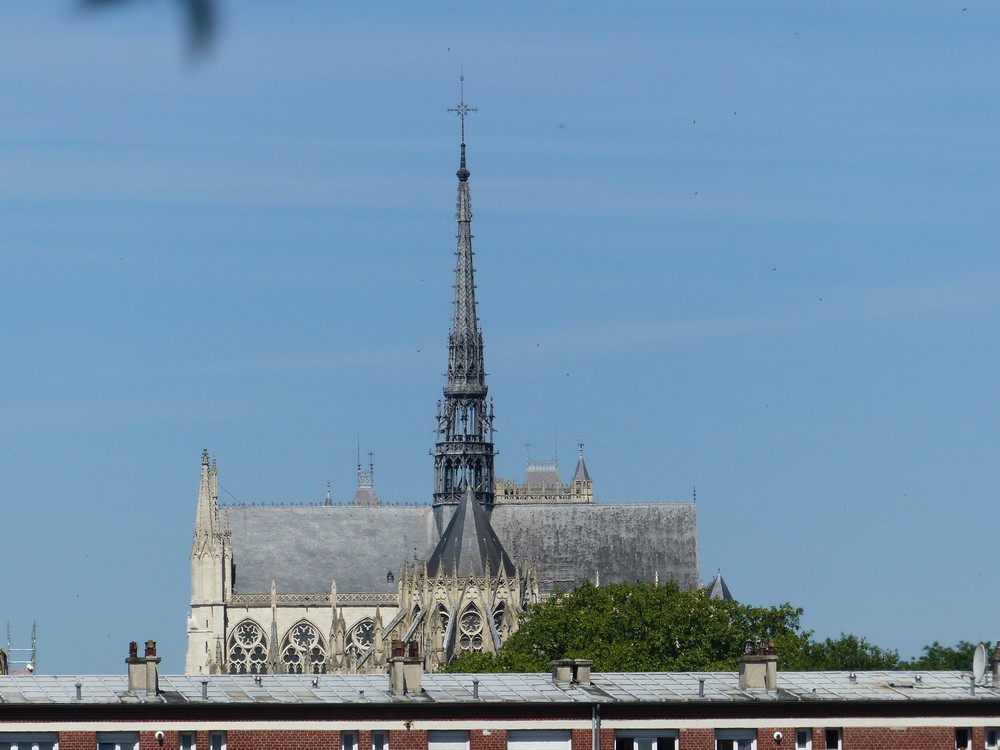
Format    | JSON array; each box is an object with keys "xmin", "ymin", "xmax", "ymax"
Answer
[
  {"xmin": 224, "ymin": 504, "xmax": 436, "ymax": 594},
  {"xmin": 490, "ymin": 502, "xmax": 699, "ymax": 596},
  {"xmin": 524, "ymin": 459, "xmax": 560, "ymax": 486},
  {"xmin": 221, "ymin": 500, "xmax": 699, "ymax": 596},
  {"xmin": 426, "ymin": 484, "xmax": 516, "ymax": 578},
  {"xmin": 707, "ymin": 570, "xmax": 734, "ymax": 602}
]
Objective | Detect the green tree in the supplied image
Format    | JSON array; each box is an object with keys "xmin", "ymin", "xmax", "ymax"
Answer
[
  {"xmin": 900, "ymin": 640, "xmax": 989, "ymax": 671},
  {"xmin": 445, "ymin": 581, "xmax": 810, "ymax": 673},
  {"xmin": 801, "ymin": 633, "xmax": 900, "ymax": 671}
]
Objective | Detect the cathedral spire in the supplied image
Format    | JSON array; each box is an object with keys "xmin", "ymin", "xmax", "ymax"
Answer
[
  {"xmin": 434, "ymin": 79, "xmax": 495, "ymax": 529},
  {"xmin": 191, "ymin": 448, "xmax": 220, "ymax": 556}
]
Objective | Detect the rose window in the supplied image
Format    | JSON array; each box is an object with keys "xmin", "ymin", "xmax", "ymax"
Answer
[
  {"xmin": 280, "ymin": 621, "xmax": 327, "ymax": 674},
  {"xmin": 228, "ymin": 620, "xmax": 268, "ymax": 674},
  {"xmin": 458, "ymin": 605, "xmax": 484, "ymax": 652}
]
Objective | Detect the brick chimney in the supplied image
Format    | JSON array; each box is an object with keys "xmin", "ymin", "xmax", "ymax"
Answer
[
  {"xmin": 126, "ymin": 640, "xmax": 161, "ymax": 696},
  {"xmin": 388, "ymin": 640, "xmax": 422, "ymax": 696},
  {"xmin": 737, "ymin": 639, "xmax": 777, "ymax": 691}
]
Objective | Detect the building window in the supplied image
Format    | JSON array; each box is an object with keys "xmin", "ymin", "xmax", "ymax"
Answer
[
  {"xmin": 346, "ymin": 620, "xmax": 375, "ymax": 662},
  {"xmin": 342, "ymin": 732, "xmax": 359, "ymax": 750},
  {"xmin": 208, "ymin": 734, "xmax": 225, "ymax": 750},
  {"xmin": 957, "ymin": 729, "xmax": 972, "ymax": 750},
  {"xmin": 372, "ymin": 733, "xmax": 389, "ymax": 750},
  {"xmin": 986, "ymin": 728, "xmax": 999, "ymax": 750},
  {"xmin": 615, "ymin": 732, "xmax": 677, "ymax": 750},
  {"xmin": 795, "ymin": 730, "xmax": 812, "ymax": 750},
  {"xmin": 824, "ymin": 730, "xmax": 841, "ymax": 750},
  {"xmin": 0, "ymin": 735, "xmax": 58, "ymax": 750},
  {"xmin": 458, "ymin": 604, "xmax": 485, "ymax": 652},
  {"xmin": 428, "ymin": 731, "xmax": 470, "ymax": 750},
  {"xmin": 507, "ymin": 731, "xmax": 572, "ymax": 750},
  {"xmin": 228, "ymin": 620, "xmax": 268, "ymax": 674},
  {"xmin": 715, "ymin": 729, "xmax": 757, "ymax": 750},
  {"xmin": 96, "ymin": 734, "xmax": 138, "ymax": 750},
  {"xmin": 716, "ymin": 730, "xmax": 756, "ymax": 750},
  {"xmin": 179, "ymin": 735, "xmax": 195, "ymax": 750},
  {"xmin": 280, "ymin": 620, "xmax": 328, "ymax": 674}
]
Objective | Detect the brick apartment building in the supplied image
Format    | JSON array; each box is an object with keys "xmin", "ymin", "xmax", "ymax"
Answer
[{"xmin": 2, "ymin": 644, "xmax": 1000, "ymax": 750}]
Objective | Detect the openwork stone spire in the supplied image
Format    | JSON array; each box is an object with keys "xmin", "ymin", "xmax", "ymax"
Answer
[{"xmin": 433, "ymin": 83, "xmax": 495, "ymax": 530}]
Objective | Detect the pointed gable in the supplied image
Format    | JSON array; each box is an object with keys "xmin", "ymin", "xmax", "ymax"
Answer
[
  {"xmin": 426, "ymin": 484, "xmax": 515, "ymax": 578},
  {"xmin": 707, "ymin": 571, "xmax": 734, "ymax": 602}
]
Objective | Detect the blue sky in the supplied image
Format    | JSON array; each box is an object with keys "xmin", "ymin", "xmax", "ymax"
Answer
[{"xmin": 2, "ymin": 1, "xmax": 999, "ymax": 674}]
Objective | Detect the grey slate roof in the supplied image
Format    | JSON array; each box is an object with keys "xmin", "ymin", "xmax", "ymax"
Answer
[
  {"xmin": 707, "ymin": 571, "xmax": 734, "ymax": 602},
  {"xmin": 224, "ymin": 500, "xmax": 698, "ymax": 597},
  {"xmin": 426, "ymin": 486, "xmax": 516, "ymax": 578},
  {"xmin": 224, "ymin": 504, "xmax": 436, "ymax": 594},
  {"xmin": 490, "ymin": 502, "xmax": 699, "ymax": 595},
  {"xmin": 1, "ymin": 671, "xmax": 997, "ymax": 705}
]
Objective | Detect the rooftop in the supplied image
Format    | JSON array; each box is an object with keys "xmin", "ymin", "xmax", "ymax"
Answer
[{"xmin": 1, "ymin": 671, "xmax": 996, "ymax": 706}]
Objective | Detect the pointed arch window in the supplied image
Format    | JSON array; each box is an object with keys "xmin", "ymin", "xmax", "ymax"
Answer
[
  {"xmin": 280, "ymin": 621, "xmax": 327, "ymax": 674},
  {"xmin": 458, "ymin": 604, "xmax": 484, "ymax": 652},
  {"xmin": 492, "ymin": 600, "xmax": 506, "ymax": 631},
  {"xmin": 227, "ymin": 620, "xmax": 268, "ymax": 674},
  {"xmin": 346, "ymin": 618, "xmax": 375, "ymax": 661},
  {"xmin": 437, "ymin": 604, "xmax": 451, "ymax": 634}
]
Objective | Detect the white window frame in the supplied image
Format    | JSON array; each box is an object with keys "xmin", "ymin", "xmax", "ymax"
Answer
[
  {"xmin": 0, "ymin": 734, "xmax": 59, "ymax": 750},
  {"xmin": 795, "ymin": 729, "xmax": 812, "ymax": 750},
  {"xmin": 507, "ymin": 731, "xmax": 573, "ymax": 750},
  {"xmin": 342, "ymin": 732, "xmax": 359, "ymax": 750},
  {"xmin": 428, "ymin": 731, "xmax": 471, "ymax": 750},
  {"xmin": 715, "ymin": 730, "xmax": 757, "ymax": 750},
  {"xmin": 96, "ymin": 734, "xmax": 138, "ymax": 750},
  {"xmin": 179, "ymin": 734, "xmax": 196, "ymax": 750},
  {"xmin": 823, "ymin": 729, "xmax": 841, "ymax": 750},
  {"xmin": 615, "ymin": 731, "xmax": 678, "ymax": 750},
  {"xmin": 986, "ymin": 728, "xmax": 999, "ymax": 750},
  {"xmin": 372, "ymin": 732, "xmax": 389, "ymax": 750},
  {"xmin": 956, "ymin": 728, "xmax": 972, "ymax": 750}
]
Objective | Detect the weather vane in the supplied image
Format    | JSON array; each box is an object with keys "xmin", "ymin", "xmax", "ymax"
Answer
[{"xmin": 447, "ymin": 72, "xmax": 477, "ymax": 143}]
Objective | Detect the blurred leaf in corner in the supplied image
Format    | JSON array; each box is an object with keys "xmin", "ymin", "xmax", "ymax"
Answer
[{"xmin": 79, "ymin": 0, "xmax": 219, "ymax": 57}]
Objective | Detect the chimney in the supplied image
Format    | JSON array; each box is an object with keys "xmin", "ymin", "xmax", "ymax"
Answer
[
  {"xmin": 572, "ymin": 659, "xmax": 592, "ymax": 686},
  {"xmin": 389, "ymin": 640, "xmax": 423, "ymax": 696},
  {"xmin": 551, "ymin": 659, "xmax": 573, "ymax": 686},
  {"xmin": 991, "ymin": 642, "xmax": 1000, "ymax": 684},
  {"xmin": 737, "ymin": 639, "xmax": 778, "ymax": 691},
  {"xmin": 126, "ymin": 640, "xmax": 161, "ymax": 696},
  {"xmin": 550, "ymin": 659, "xmax": 592, "ymax": 687}
]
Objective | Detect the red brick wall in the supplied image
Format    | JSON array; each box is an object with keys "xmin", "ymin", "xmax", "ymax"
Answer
[
  {"xmin": 227, "ymin": 730, "xmax": 339, "ymax": 750},
  {"xmin": 45, "ymin": 722, "xmax": 1000, "ymax": 750},
  {"xmin": 472, "ymin": 729, "xmax": 507, "ymax": 750},
  {"xmin": 679, "ymin": 727, "xmax": 714, "ymax": 750},
  {"xmin": 58, "ymin": 733, "xmax": 95, "ymax": 750},
  {"xmin": 391, "ymin": 730, "xmax": 429, "ymax": 750},
  {"xmin": 842, "ymin": 726, "xmax": 953, "ymax": 750}
]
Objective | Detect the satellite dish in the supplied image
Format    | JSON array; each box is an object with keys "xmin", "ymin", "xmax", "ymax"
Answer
[{"xmin": 973, "ymin": 643, "xmax": 987, "ymax": 682}]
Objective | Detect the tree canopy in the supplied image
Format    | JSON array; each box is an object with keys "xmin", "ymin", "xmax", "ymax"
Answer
[
  {"xmin": 446, "ymin": 581, "xmax": 809, "ymax": 673},
  {"xmin": 444, "ymin": 581, "xmax": 987, "ymax": 674}
]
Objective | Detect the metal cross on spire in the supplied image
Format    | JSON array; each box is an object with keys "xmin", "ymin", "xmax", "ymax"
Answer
[{"xmin": 447, "ymin": 73, "xmax": 477, "ymax": 143}]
